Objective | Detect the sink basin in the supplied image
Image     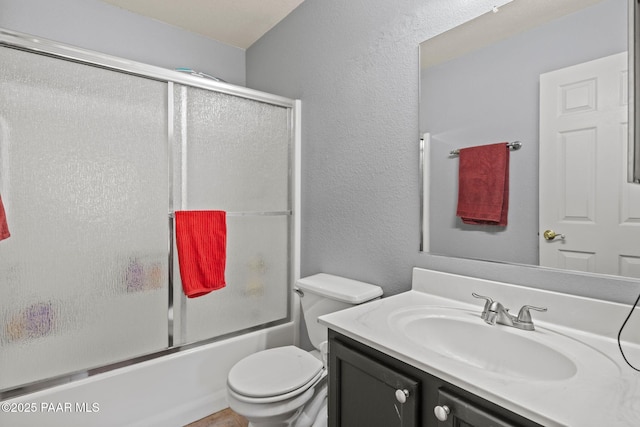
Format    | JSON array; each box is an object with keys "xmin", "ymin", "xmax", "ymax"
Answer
[{"xmin": 388, "ymin": 306, "xmax": 617, "ymax": 381}]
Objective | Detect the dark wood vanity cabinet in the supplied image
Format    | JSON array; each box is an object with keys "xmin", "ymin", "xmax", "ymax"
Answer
[
  {"xmin": 329, "ymin": 333, "xmax": 419, "ymax": 426},
  {"xmin": 328, "ymin": 331, "xmax": 543, "ymax": 427}
]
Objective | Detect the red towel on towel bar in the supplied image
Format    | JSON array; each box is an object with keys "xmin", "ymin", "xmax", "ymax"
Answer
[
  {"xmin": 175, "ymin": 210, "xmax": 226, "ymax": 298},
  {"xmin": 0, "ymin": 194, "xmax": 10, "ymax": 241},
  {"xmin": 456, "ymin": 142, "xmax": 509, "ymax": 226}
]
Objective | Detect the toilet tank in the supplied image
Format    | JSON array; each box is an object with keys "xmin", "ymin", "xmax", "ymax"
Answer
[{"xmin": 295, "ymin": 273, "xmax": 383, "ymax": 350}]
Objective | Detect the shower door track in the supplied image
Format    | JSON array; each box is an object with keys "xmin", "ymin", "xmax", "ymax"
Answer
[{"xmin": 0, "ymin": 29, "xmax": 294, "ymax": 108}]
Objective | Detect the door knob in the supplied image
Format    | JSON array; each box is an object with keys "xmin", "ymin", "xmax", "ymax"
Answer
[
  {"xmin": 434, "ymin": 405, "xmax": 450, "ymax": 421},
  {"xmin": 543, "ymin": 229, "xmax": 565, "ymax": 240}
]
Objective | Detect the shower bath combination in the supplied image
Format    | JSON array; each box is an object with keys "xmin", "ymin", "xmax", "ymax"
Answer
[{"xmin": 0, "ymin": 27, "xmax": 301, "ymax": 427}]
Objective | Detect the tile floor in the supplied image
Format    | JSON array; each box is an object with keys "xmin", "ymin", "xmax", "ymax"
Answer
[{"xmin": 185, "ymin": 408, "xmax": 248, "ymax": 427}]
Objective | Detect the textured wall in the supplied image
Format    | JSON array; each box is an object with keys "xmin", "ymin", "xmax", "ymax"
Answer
[
  {"xmin": 247, "ymin": 0, "xmax": 640, "ymax": 304},
  {"xmin": 0, "ymin": 0, "xmax": 246, "ymax": 85}
]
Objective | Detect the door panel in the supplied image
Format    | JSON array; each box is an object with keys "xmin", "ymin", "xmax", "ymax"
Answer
[{"xmin": 539, "ymin": 52, "xmax": 640, "ymax": 277}]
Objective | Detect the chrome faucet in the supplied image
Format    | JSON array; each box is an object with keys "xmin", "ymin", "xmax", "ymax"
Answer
[{"xmin": 472, "ymin": 293, "xmax": 547, "ymax": 331}]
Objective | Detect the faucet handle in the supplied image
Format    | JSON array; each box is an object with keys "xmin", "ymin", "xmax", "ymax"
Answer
[
  {"xmin": 472, "ymin": 293, "xmax": 493, "ymax": 318},
  {"xmin": 516, "ymin": 305, "xmax": 547, "ymax": 323}
]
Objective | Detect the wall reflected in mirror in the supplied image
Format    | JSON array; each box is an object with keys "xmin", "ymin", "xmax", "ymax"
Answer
[{"xmin": 420, "ymin": 0, "xmax": 640, "ymax": 279}]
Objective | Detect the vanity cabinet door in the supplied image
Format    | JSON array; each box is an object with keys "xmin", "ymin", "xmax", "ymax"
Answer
[
  {"xmin": 329, "ymin": 338, "xmax": 419, "ymax": 427},
  {"xmin": 434, "ymin": 388, "xmax": 519, "ymax": 427}
]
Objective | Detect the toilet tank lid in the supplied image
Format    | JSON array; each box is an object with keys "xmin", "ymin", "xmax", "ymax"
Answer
[{"xmin": 296, "ymin": 273, "xmax": 383, "ymax": 304}]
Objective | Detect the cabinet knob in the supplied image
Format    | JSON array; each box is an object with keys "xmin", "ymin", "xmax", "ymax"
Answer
[
  {"xmin": 434, "ymin": 405, "xmax": 450, "ymax": 421},
  {"xmin": 395, "ymin": 389, "xmax": 409, "ymax": 404}
]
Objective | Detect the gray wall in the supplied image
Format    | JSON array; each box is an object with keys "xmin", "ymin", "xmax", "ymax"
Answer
[
  {"xmin": 247, "ymin": 0, "xmax": 640, "ymax": 305},
  {"xmin": 424, "ymin": 0, "xmax": 626, "ymax": 265},
  {"xmin": 0, "ymin": 0, "xmax": 246, "ymax": 85}
]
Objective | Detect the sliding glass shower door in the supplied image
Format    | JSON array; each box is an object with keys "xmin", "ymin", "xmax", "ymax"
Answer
[
  {"xmin": 0, "ymin": 46, "xmax": 169, "ymax": 390},
  {"xmin": 172, "ymin": 86, "xmax": 291, "ymax": 344},
  {"xmin": 0, "ymin": 29, "xmax": 296, "ymax": 395}
]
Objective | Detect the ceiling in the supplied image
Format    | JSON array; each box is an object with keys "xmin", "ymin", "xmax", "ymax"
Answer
[
  {"xmin": 98, "ymin": 0, "xmax": 305, "ymax": 49},
  {"xmin": 420, "ymin": 0, "xmax": 603, "ymax": 68}
]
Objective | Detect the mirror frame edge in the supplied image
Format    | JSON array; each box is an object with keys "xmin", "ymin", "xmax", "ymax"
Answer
[{"xmin": 633, "ymin": 0, "xmax": 640, "ymax": 182}]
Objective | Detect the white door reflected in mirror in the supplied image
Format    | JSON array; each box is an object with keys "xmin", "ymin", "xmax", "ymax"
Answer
[{"xmin": 539, "ymin": 52, "xmax": 640, "ymax": 277}]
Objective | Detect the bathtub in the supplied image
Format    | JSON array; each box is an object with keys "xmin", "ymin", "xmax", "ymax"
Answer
[{"xmin": 0, "ymin": 322, "xmax": 296, "ymax": 427}]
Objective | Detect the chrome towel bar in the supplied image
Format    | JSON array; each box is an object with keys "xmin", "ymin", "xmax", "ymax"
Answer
[
  {"xmin": 450, "ymin": 141, "xmax": 522, "ymax": 156},
  {"xmin": 169, "ymin": 210, "xmax": 291, "ymax": 218}
]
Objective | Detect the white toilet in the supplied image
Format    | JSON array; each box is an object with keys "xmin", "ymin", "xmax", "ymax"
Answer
[{"xmin": 226, "ymin": 273, "xmax": 383, "ymax": 427}]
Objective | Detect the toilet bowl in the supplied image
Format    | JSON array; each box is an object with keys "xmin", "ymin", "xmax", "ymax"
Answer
[
  {"xmin": 225, "ymin": 274, "xmax": 382, "ymax": 427},
  {"xmin": 228, "ymin": 346, "xmax": 324, "ymax": 403},
  {"xmin": 226, "ymin": 346, "xmax": 327, "ymax": 427}
]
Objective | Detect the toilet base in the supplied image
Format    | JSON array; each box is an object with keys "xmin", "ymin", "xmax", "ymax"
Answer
[{"xmin": 228, "ymin": 380, "xmax": 328, "ymax": 427}]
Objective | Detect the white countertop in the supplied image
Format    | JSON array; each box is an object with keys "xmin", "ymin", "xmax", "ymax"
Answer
[{"xmin": 319, "ymin": 268, "xmax": 640, "ymax": 427}]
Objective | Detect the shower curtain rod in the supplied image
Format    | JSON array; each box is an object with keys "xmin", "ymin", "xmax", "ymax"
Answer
[{"xmin": 449, "ymin": 141, "xmax": 522, "ymax": 156}]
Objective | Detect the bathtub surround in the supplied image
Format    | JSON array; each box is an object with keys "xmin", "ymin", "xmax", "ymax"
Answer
[
  {"xmin": 0, "ymin": 324, "xmax": 294, "ymax": 427},
  {"xmin": 0, "ymin": 30, "xmax": 296, "ymax": 388},
  {"xmin": 0, "ymin": 15, "xmax": 300, "ymax": 427}
]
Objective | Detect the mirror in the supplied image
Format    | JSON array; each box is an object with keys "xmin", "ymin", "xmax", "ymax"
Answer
[{"xmin": 420, "ymin": 0, "xmax": 640, "ymax": 279}]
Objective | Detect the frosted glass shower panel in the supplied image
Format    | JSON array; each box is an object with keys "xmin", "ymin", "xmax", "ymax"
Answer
[
  {"xmin": 184, "ymin": 215, "xmax": 289, "ymax": 343},
  {"xmin": 174, "ymin": 85, "xmax": 293, "ymax": 343},
  {"xmin": 179, "ymin": 86, "xmax": 291, "ymax": 212},
  {"xmin": 0, "ymin": 47, "xmax": 169, "ymax": 390}
]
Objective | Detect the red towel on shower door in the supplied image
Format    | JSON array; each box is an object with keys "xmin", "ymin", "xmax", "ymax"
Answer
[
  {"xmin": 0, "ymin": 194, "xmax": 10, "ymax": 241},
  {"xmin": 456, "ymin": 142, "xmax": 509, "ymax": 226},
  {"xmin": 175, "ymin": 210, "xmax": 227, "ymax": 298}
]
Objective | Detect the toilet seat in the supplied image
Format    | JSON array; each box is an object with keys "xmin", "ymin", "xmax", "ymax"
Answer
[
  {"xmin": 228, "ymin": 370, "xmax": 325, "ymax": 404},
  {"xmin": 227, "ymin": 346, "xmax": 324, "ymax": 403}
]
